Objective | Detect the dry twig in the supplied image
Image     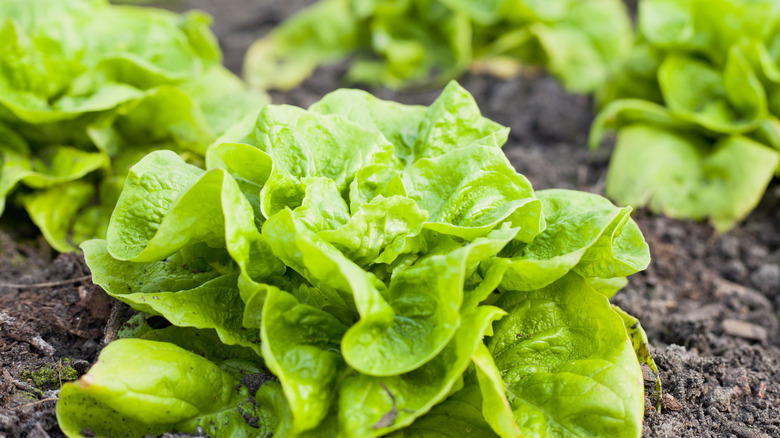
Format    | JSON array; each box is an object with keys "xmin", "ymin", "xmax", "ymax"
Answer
[{"xmin": 0, "ymin": 275, "xmax": 92, "ymax": 289}]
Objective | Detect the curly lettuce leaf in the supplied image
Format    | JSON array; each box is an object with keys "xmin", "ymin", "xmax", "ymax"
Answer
[
  {"xmin": 339, "ymin": 305, "xmax": 505, "ymax": 437},
  {"xmin": 341, "ymin": 226, "xmax": 516, "ymax": 376},
  {"xmin": 255, "ymin": 104, "xmax": 395, "ymax": 217},
  {"xmin": 488, "ymin": 274, "xmax": 644, "ymax": 438},
  {"xmin": 388, "ymin": 384, "xmax": 498, "ymax": 438},
  {"xmin": 83, "ymin": 239, "xmax": 262, "ymax": 352},
  {"xmin": 256, "ymin": 285, "xmax": 348, "ymax": 435},
  {"xmin": 0, "ymin": 0, "xmax": 219, "ymax": 124},
  {"xmin": 492, "ymin": 189, "xmax": 650, "ymax": 291}
]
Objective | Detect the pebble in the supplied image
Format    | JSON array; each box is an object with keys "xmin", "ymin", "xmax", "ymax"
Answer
[
  {"xmin": 750, "ymin": 264, "xmax": 780, "ymax": 295},
  {"xmin": 722, "ymin": 319, "xmax": 769, "ymax": 343},
  {"xmin": 721, "ymin": 259, "xmax": 748, "ymax": 282},
  {"xmin": 708, "ymin": 386, "xmax": 732, "ymax": 411},
  {"xmin": 662, "ymin": 393, "xmax": 683, "ymax": 411}
]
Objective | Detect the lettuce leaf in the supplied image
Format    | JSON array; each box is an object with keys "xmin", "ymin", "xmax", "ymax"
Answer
[
  {"xmin": 57, "ymin": 339, "xmax": 275, "ymax": 438},
  {"xmin": 488, "ymin": 274, "xmax": 644, "ymax": 437}
]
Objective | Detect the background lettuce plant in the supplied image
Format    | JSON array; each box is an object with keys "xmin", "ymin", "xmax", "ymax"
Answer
[
  {"xmin": 58, "ymin": 82, "xmax": 655, "ymax": 437},
  {"xmin": 0, "ymin": 0, "xmax": 267, "ymax": 251},
  {"xmin": 591, "ymin": 0, "xmax": 780, "ymax": 232},
  {"xmin": 244, "ymin": 0, "xmax": 633, "ymax": 93}
]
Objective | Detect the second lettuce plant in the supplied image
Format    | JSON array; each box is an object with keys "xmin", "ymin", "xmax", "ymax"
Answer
[{"xmin": 244, "ymin": 0, "xmax": 632, "ymax": 93}]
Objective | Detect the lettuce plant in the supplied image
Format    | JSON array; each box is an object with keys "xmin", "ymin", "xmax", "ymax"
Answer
[
  {"xmin": 591, "ymin": 0, "xmax": 780, "ymax": 231},
  {"xmin": 58, "ymin": 82, "xmax": 654, "ymax": 437},
  {"xmin": 244, "ymin": 0, "xmax": 632, "ymax": 93},
  {"xmin": 0, "ymin": 0, "xmax": 267, "ymax": 251}
]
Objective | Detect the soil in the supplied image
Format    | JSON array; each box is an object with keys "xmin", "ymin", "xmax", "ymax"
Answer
[{"xmin": 1, "ymin": 0, "xmax": 778, "ymax": 437}]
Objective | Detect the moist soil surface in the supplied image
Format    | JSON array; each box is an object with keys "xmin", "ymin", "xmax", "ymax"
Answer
[{"xmin": 1, "ymin": 1, "xmax": 779, "ymax": 437}]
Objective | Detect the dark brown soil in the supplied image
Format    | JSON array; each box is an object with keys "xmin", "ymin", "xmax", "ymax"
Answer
[{"xmin": 1, "ymin": 1, "xmax": 778, "ymax": 437}]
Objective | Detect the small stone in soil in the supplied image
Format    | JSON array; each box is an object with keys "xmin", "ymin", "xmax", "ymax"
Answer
[
  {"xmin": 750, "ymin": 264, "xmax": 780, "ymax": 295},
  {"xmin": 722, "ymin": 319, "xmax": 769, "ymax": 343},
  {"xmin": 662, "ymin": 393, "xmax": 683, "ymax": 411}
]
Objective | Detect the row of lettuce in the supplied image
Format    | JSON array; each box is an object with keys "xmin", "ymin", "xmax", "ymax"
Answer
[
  {"xmin": 2, "ymin": 0, "xmax": 779, "ymax": 254},
  {"xmin": 58, "ymin": 82, "xmax": 655, "ymax": 437}
]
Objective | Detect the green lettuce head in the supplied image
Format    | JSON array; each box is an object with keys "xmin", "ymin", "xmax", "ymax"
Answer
[
  {"xmin": 0, "ymin": 0, "xmax": 267, "ymax": 251},
  {"xmin": 60, "ymin": 82, "xmax": 654, "ymax": 437},
  {"xmin": 244, "ymin": 0, "xmax": 632, "ymax": 93},
  {"xmin": 592, "ymin": 0, "xmax": 780, "ymax": 231}
]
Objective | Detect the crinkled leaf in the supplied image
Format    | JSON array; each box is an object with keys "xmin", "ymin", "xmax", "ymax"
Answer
[
  {"xmin": 342, "ymin": 227, "xmax": 515, "ymax": 376},
  {"xmin": 255, "ymin": 285, "xmax": 348, "ymax": 434},
  {"xmin": 255, "ymin": 104, "xmax": 395, "ymax": 217},
  {"xmin": 488, "ymin": 274, "xmax": 644, "ymax": 438},
  {"xmin": 338, "ymin": 305, "xmax": 505, "ymax": 437},
  {"xmin": 405, "ymin": 145, "xmax": 542, "ymax": 242},
  {"xmin": 0, "ymin": 0, "xmax": 263, "ymax": 252},
  {"xmin": 83, "ymin": 239, "xmax": 260, "ymax": 352},
  {"xmin": 493, "ymin": 189, "xmax": 650, "ymax": 292},
  {"xmin": 107, "ymin": 151, "xmax": 283, "ymax": 283},
  {"xmin": 387, "ymin": 385, "xmax": 498, "ymax": 437}
]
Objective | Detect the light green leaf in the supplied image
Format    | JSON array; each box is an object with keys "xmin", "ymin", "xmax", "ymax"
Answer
[
  {"xmin": 309, "ymin": 88, "xmax": 426, "ymax": 164},
  {"xmin": 388, "ymin": 385, "xmax": 498, "ymax": 437},
  {"xmin": 472, "ymin": 343, "xmax": 521, "ymax": 438},
  {"xmin": 659, "ymin": 55, "xmax": 764, "ymax": 133},
  {"xmin": 342, "ymin": 227, "xmax": 515, "ymax": 376},
  {"xmin": 412, "ymin": 82, "xmax": 509, "ymax": 162},
  {"xmin": 56, "ymin": 339, "xmax": 276, "ymax": 438},
  {"xmin": 605, "ymin": 124, "xmax": 780, "ymax": 231},
  {"xmin": 22, "ymin": 181, "xmax": 95, "ymax": 252},
  {"xmin": 255, "ymin": 104, "xmax": 395, "ymax": 217},
  {"xmin": 406, "ymin": 145, "xmax": 542, "ymax": 242},
  {"xmin": 83, "ymin": 239, "xmax": 260, "ymax": 352},
  {"xmin": 493, "ymin": 189, "xmax": 650, "ymax": 292},
  {"xmin": 319, "ymin": 195, "xmax": 428, "ymax": 267},
  {"xmin": 262, "ymin": 208, "xmax": 375, "ymax": 324},
  {"xmin": 243, "ymin": 0, "xmax": 359, "ymax": 91},
  {"xmin": 256, "ymin": 285, "xmax": 348, "ymax": 434},
  {"xmin": 488, "ymin": 274, "xmax": 644, "ymax": 438},
  {"xmin": 338, "ymin": 305, "xmax": 506, "ymax": 438}
]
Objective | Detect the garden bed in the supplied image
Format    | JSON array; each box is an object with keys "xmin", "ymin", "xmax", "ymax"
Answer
[{"xmin": 1, "ymin": 0, "xmax": 778, "ymax": 436}]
